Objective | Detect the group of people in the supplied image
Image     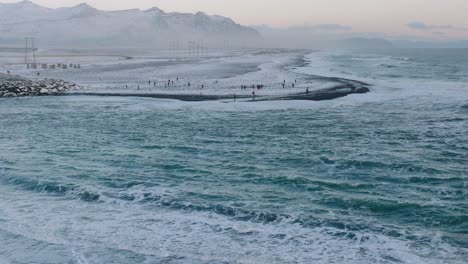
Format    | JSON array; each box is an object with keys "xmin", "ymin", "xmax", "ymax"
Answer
[
  {"xmin": 125, "ymin": 77, "xmax": 311, "ymax": 99},
  {"xmin": 127, "ymin": 77, "xmax": 212, "ymax": 91},
  {"xmin": 164, "ymin": 78, "xmax": 177, "ymax": 88},
  {"xmin": 241, "ymin": 84, "xmax": 265, "ymax": 90},
  {"xmin": 139, "ymin": 77, "xmax": 184, "ymax": 89},
  {"xmin": 281, "ymin": 79, "xmax": 298, "ymax": 88},
  {"xmin": 243, "ymin": 79, "xmax": 310, "ymax": 99},
  {"xmin": 240, "ymin": 79, "xmax": 301, "ymax": 91}
]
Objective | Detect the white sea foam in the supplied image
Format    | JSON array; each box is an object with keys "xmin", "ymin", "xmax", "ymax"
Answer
[{"xmin": 0, "ymin": 184, "xmax": 461, "ymax": 264}]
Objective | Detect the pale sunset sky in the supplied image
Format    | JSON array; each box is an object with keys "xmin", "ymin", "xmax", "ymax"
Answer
[{"xmin": 1, "ymin": 0, "xmax": 468, "ymax": 39}]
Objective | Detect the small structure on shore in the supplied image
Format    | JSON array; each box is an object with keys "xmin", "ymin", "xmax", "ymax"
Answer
[
  {"xmin": 26, "ymin": 62, "xmax": 82, "ymax": 70},
  {"xmin": 27, "ymin": 63, "xmax": 38, "ymax": 69}
]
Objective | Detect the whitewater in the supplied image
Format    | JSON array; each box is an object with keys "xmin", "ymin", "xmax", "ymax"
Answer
[{"xmin": 0, "ymin": 48, "xmax": 467, "ymax": 264}]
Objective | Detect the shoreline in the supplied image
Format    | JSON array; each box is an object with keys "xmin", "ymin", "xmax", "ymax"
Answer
[
  {"xmin": 62, "ymin": 85, "xmax": 370, "ymax": 102},
  {"xmin": 1, "ymin": 49, "xmax": 371, "ymax": 101}
]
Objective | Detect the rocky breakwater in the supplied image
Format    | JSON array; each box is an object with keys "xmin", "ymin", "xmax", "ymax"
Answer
[{"xmin": 0, "ymin": 73, "xmax": 78, "ymax": 98}]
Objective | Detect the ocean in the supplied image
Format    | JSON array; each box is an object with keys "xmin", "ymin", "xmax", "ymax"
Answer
[{"xmin": 0, "ymin": 48, "xmax": 467, "ymax": 263}]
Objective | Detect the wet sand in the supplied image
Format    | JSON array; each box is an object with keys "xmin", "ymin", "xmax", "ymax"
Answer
[{"xmin": 63, "ymin": 85, "xmax": 370, "ymax": 102}]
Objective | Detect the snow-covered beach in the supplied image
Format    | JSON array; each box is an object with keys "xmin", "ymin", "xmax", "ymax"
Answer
[{"xmin": 0, "ymin": 48, "xmax": 369, "ymax": 101}]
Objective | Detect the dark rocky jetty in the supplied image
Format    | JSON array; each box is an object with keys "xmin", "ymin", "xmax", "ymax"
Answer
[{"xmin": 0, "ymin": 73, "xmax": 78, "ymax": 98}]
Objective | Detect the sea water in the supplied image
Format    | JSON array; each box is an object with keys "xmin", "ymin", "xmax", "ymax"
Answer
[{"xmin": 0, "ymin": 49, "xmax": 467, "ymax": 263}]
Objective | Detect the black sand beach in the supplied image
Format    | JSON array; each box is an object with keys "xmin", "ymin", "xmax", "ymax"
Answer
[{"xmin": 64, "ymin": 84, "xmax": 369, "ymax": 102}]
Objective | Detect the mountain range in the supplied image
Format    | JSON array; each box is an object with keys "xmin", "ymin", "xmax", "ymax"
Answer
[{"xmin": 0, "ymin": 0, "xmax": 261, "ymax": 48}]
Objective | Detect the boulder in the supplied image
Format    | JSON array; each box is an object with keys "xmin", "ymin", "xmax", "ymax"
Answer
[{"xmin": 0, "ymin": 77, "xmax": 79, "ymax": 98}]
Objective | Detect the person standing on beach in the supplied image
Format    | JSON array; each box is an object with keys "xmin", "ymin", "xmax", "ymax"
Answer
[
  {"xmin": 306, "ymin": 88, "xmax": 309, "ymax": 94},
  {"xmin": 252, "ymin": 91, "xmax": 256, "ymax": 100}
]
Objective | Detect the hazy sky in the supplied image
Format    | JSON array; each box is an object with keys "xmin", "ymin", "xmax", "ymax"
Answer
[{"xmin": 2, "ymin": 0, "xmax": 468, "ymax": 39}]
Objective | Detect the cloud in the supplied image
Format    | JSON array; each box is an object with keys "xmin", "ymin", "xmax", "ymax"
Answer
[
  {"xmin": 285, "ymin": 23, "xmax": 352, "ymax": 32},
  {"xmin": 312, "ymin": 24, "xmax": 352, "ymax": 31},
  {"xmin": 407, "ymin": 21, "xmax": 467, "ymax": 31},
  {"xmin": 252, "ymin": 23, "xmax": 352, "ymax": 34},
  {"xmin": 432, "ymin": 31, "xmax": 446, "ymax": 36}
]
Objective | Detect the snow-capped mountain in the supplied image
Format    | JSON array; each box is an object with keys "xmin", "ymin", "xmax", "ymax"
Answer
[{"xmin": 0, "ymin": 1, "xmax": 261, "ymax": 48}]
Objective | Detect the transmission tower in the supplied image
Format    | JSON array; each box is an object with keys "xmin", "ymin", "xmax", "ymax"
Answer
[
  {"xmin": 24, "ymin": 37, "xmax": 28, "ymax": 64},
  {"xmin": 24, "ymin": 37, "xmax": 37, "ymax": 65}
]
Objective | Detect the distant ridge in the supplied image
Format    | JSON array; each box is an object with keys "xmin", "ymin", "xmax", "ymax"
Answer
[{"xmin": 0, "ymin": 1, "xmax": 261, "ymax": 48}]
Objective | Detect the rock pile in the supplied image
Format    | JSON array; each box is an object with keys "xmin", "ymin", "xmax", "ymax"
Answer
[{"xmin": 0, "ymin": 78, "xmax": 78, "ymax": 98}]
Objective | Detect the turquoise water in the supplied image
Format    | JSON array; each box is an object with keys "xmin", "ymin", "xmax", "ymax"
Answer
[{"xmin": 0, "ymin": 49, "xmax": 467, "ymax": 263}]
